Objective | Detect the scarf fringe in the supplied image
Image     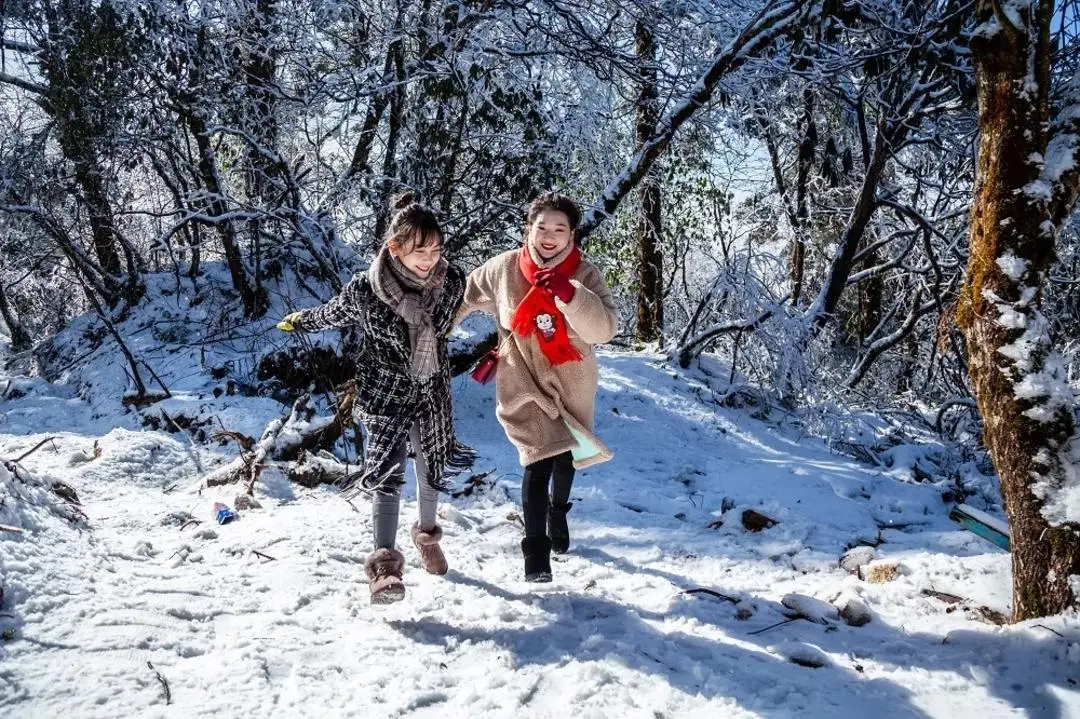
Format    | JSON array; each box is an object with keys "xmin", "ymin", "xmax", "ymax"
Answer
[
  {"xmin": 509, "ymin": 292, "xmax": 543, "ymax": 336},
  {"xmin": 544, "ymin": 339, "xmax": 584, "ymax": 365}
]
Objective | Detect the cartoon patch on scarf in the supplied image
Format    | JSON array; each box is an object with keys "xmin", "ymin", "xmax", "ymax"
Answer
[{"xmin": 535, "ymin": 313, "xmax": 556, "ymax": 340}]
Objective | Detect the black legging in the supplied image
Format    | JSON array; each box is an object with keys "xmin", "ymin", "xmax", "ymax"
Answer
[{"xmin": 521, "ymin": 451, "xmax": 575, "ymax": 538}]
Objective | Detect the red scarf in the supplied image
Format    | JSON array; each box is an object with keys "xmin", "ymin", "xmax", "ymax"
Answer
[{"xmin": 511, "ymin": 244, "xmax": 584, "ymax": 365}]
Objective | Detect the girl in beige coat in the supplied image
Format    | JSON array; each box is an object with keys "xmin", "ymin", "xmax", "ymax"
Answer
[{"xmin": 458, "ymin": 193, "xmax": 618, "ymax": 581}]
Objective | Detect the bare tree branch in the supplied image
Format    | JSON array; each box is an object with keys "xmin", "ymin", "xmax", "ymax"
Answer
[{"xmin": 577, "ymin": 0, "xmax": 814, "ymax": 240}]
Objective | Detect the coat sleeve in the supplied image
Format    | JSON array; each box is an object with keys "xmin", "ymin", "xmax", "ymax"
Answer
[
  {"xmin": 454, "ymin": 260, "xmax": 498, "ymax": 327},
  {"xmin": 558, "ymin": 264, "xmax": 619, "ymax": 345},
  {"xmin": 293, "ymin": 276, "xmax": 367, "ymax": 331},
  {"xmin": 441, "ymin": 265, "xmax": 467, "ymax": 335}
]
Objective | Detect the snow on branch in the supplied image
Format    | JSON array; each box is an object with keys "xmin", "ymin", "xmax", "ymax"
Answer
[
  {"xmin": 844, "ymin": 289, "xmax": 946, "ymax": 389},
  {"xmin": 0, "ymin": 70, "xmax": 45, "ymax": 95},
  {"xmin": 1043, "ymin": 67, "xmax": 1080, "ymax": 228},
  {"xmin": 0, "ymin": 38, "xmax": 38, "ymax": 55},
  {"xmin": 676, "ymin": 295, "xmax": 791, "ymax": 368},
  {"xmin": 576, "ymin": 0, "xmax": 814, "ymax": 240}
]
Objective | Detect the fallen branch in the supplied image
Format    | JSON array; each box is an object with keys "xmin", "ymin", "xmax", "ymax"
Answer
[
  {"xmin": 747, "ymin": 617, "xmax": 800, "ymax": 636},
  {"xmin": 934, "ymin": 397, "xmax": 979, "ymax": 436},
  {"xmin": 205, "ymin": 394, "xmax": 353, "ymax": 489},
  {"xmin": 147, "ymin": 661, "xmax": 171, "ymax": 705},
  {"xmin": 52, "ymin": 480, "xmax": 80, "ymax": 506},
  {"xmin": 288, "ymin": 450, "xmax": 349, "ymax": 488},
  {"xmin": 245, "ymin": 459, "xmax": 264, "ymax": 496},
  {"xmin": 13, "ymin": 436, "xmax": 58, "ymax": 464},
  {"xmin": 681, "ymin": 588, "xmax": 738, "ymax": 603},
  {"xmin": 451, "ymin": 469, "xmax": 497, "ymax": 498},
  {"xmin": 251, "ymin": 550, "xmax": 276, "ymax": 562},
  {"xmin": 921, "ymin": 588, "xmax": 965, "ymax": 604},
  {"xmin": 1034, "ymin": 624, "xmax": 1064, "ymax": 637},
  {"xmin": 210, "ymin": 430, "xmax": 256, "ymax": 453},
  {"xmin": 1, "ymin": 463, "xmax": 85, "ymax": 524},
  {"xmin": 308, "ymin": 381, "xmax": 358, "ymax": 453},
  {"xmin": 0, "ymin": 524, "xmax": 24, "ymax": 534}
]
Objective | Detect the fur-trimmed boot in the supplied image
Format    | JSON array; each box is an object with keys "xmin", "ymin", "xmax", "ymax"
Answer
[
  {"xmin": 411, "ymin": 522, "xmax": 448, "ymax": 575},
  {"xmin": 522, "ymin": 536, "xmax": 552, "ymax": 583},
  {"xmin": 366, "ymin": 547, "xmax": 406, "ymax": 604},
  {"xmin": 548, "ymin": 501, "xmax": 573, "ymax": 554}
]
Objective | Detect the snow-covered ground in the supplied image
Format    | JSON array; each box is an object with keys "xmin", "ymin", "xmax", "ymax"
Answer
[{"xmin": 2, "ymin": 344, "xmax": 1080, "ymax": 718}]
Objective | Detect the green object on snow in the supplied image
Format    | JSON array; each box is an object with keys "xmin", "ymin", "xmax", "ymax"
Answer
[
  {"xmin": 567, "ymin": 421, "xmax": 602, "ymax": 464},
  {"xmin": 949, "ymin": 503, "xmax": 1010, "ymax": 551}
]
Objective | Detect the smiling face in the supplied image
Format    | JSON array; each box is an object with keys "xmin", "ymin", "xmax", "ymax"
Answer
[
  {"xmin": 392, "ymin": 229, "xmax": 443, "ymax": 279},
  {"xmin": 528, "ymin": 209, "xmax": 574, "ymax": 261}
]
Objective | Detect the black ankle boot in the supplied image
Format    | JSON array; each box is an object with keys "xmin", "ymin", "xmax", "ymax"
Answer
[
  {"xmin": 521, "ymin": 536, "xmax": 552, "ymax": 582},
  {"xmin": 548, "ymin": 501, "xmax": 573, "ymax": 554}
]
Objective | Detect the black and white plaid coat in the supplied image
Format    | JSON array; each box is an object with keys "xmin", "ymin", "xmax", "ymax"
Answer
[{"xmin": 295, "ymin": 265, "xmax": 473, "ymax": 494}]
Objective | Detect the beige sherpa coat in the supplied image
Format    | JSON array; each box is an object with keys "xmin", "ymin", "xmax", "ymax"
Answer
[{"xmin": 458, "ymin": 248, "xmax": 619, "ymax": 468}]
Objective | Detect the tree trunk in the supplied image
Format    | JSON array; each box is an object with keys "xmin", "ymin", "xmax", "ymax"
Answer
[
  {"xmin": 757, "ymin": 90, "xmax": 813, "ymax": 308},
  {"xmin": 805, "ymin": 129, "xmax": 888, "ymax": 332},
  {"xmin": 374, "ymin": 11, "xmax": 406, "ymax": 242},
  {"xmin": 634, "ymin": 19, "xmax": 663, "ymax": 343},
  {"xmin": 347, "ymin": 48, "xmax": 395, "ymax": 179},
  {"xmin": 71, "ymin": 159, "xmax": 123, "ymax": 281},
  {"xmin": 240, "ymin": 0, "xmax": 279, "ymax": 316},
  {"xmin": 856, "ymin": 245, "xmax": 883, "ymax": 342},
  {"xmin": 188, "ymin": 222, "xmax": 202, "ymax": 279},
  {"xmin": 50, "ymin": 113, "xmax": 132, "ymax": 306},
  {"xmin": 189, "ymin": 114, "xmax": 264, "ymax": 318},
  {"xmin": 791, "ymin": 89, "xmax": 815, "ymax": 306},
  {"xmin": 958, "ymin": 0, "xmax": 1080, "ymax": 621},
  {"xmin": 0, "ymin": 276, "xmax": 32, "ymax": 351},
  {"xmin": 39, "ymin": 3, "xmax": 127, "ymax": 304}
]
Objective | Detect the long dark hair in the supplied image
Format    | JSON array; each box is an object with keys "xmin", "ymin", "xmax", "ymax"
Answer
[{"xmin": 384, "ymin": 192, "xmax": 443, "ymax": 253}]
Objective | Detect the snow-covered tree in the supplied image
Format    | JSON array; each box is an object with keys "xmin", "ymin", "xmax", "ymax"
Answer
[{"xmin": 958, "ymin": 0, "xmax": 1080, "ymax": 620}]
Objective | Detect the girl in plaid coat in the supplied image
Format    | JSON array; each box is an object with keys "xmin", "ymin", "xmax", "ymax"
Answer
[{"xmin": 277, "ymin": 194, "xmax": 469, "ymax": 604}]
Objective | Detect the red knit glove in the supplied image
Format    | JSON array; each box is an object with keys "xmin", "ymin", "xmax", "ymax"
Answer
[{"xmin": 535, "ymin": 269, "xmax": 576, "ymax": 303}]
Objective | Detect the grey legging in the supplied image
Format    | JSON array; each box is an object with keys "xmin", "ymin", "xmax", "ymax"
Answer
[{"xmin": 372, "ymin": 422, "xmax": 439, "ymax": 549}]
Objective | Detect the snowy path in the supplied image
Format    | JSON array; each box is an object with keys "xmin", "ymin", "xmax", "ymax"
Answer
[{"xmin": 2, "ymin": 352, "xmax": 1079, "ymax": 717}]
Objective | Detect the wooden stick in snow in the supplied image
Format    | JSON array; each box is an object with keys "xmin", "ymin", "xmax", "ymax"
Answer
[
  {"xmin": 681, "ymin": 588, "xmax": 738, "ymax": 603},
  {"xmin": 12, "ymin": 436, "xmax": 59, "ymax": 464},
  {"xmin": 747, "ymin": 617, "xmax": 800, "ymax": 636},
  {"xmin": 147, "ymin": 661, "xmax": 171, "ymax": 705}
]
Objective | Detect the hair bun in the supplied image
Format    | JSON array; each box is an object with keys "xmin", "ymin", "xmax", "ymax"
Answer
[{"xmin": 390, "ymin": 191, "xmax": 417, "ymax": 212}]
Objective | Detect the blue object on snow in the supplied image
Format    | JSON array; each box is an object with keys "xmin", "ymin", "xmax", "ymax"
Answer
[
  {"xmin": 949, "ymin": 503, "xmax": 1009, "ymax": 551},
  {"xmin": 214, "ymin": 502, "xmax": 238, "ymax": 525}
]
